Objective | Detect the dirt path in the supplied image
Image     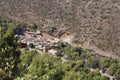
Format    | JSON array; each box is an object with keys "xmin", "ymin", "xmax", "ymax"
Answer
[
  {"xmin": 81, "ymin": 40, "xmax": 120, "ymax": 61},
  {"xmin": 72, "ymin": 38, "xmax": 120, "ymax": 61},
  {"xmin": 100, "ymin": 70, "xmax": 113, "ymax": 80},
  {"xmin": 61, "ymin": 33, "xmax": 120, "ymax": 61}
]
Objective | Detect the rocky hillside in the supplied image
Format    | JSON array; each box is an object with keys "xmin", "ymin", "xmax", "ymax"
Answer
[{"xmin": 0, "ymin": 0, "xmax": 120, "ymax": 59}]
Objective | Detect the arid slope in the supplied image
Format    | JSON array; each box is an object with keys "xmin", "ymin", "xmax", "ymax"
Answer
[{"xmin": 0, "ymin": 0, "xmax": 120, "ymax": 60}]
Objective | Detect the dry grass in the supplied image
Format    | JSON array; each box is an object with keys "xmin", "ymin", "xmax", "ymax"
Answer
[{"xmin": 0, "ymin": 0, "xmax": 120, "ymax": 58}]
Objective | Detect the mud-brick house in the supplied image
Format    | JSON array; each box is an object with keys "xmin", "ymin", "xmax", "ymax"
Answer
[{"xmin": 20, "ymin": 42, "xmax": 27, "ymax": 48}]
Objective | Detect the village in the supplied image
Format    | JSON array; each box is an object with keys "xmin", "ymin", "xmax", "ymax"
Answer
[
  {"xmin": 15, "ymin": 28, "xmax": 115, "ymax": 80},
  {"xmin": 16, "ymin": 28, "xmax": 68, "ymax": 62}
]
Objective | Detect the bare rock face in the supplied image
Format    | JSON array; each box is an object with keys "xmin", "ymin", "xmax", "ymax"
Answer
[{"xmin": 0, "ymin": 0, "xmax": 120, "ymax": 59}]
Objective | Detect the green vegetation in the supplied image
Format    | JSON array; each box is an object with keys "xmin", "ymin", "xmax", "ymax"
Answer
[
  {"xmin": 94, "ymin": 76, "xmax": 109, "ymax": 80},
  {"xmin": 29, "ymin": 43, "xmax": 35, "ymax": 48},
  {"xmin": 15, "ymin": 41, "xmax": 120, "ymax": 80},
  {"xmin": 107, "ymin": 63, "xmax": 119, "ymax": 76},
  {"xmin": 16, "ymin": 51, "xmax": 62, "ymax": 80},
  {"xmin": 0, "ymin": 17, "xmax": 20, "ymax": 80},
  {"xmin": 85, "ymin": 56, "xmax": 99, "ymax": 69},
  {"xmin": 0, "ymin": 17, "xmax": 120, "ymax": 80},
  {"xmin": 114, "ymin": 68, "xmax": 120, "ymax": 80},
  {"xmin": 30, "ymin": 24, "xmax": 38, "ymax": 30}
]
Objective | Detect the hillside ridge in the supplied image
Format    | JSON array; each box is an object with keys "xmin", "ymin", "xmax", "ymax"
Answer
[{"xmin": 0, "ymin": 0, "xmax": 120, "ymax": 59}]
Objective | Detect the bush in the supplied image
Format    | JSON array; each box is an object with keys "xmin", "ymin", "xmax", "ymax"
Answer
[
  {"xmin": 99, "ymin": 58, "xmax": 117, "ymax": 69},
  {"xmin": 29, "ymin": 43, "xmax": 35, "ymax": 48},
  {"xmin": 94, "ymin": 76, "xmax": 110, "ymax": 80},
  {"xmin": 107, "ymin": 63, "xmax": 118, "ymax": 76},
  {"xmin": 114, "ymin": 68, "xmax": 120, "ymax": 80},
  {"xmin": 85, "ymin": 56, "xmax": 99, "ymax": 68}
]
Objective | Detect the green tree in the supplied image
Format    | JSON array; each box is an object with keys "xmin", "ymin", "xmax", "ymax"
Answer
[
  {"xmin": 17, "ymin": 50, "xmax": 38, "ymax": 76},
  {"xmin": 29, "ymin": 43, "xmax": 35, "ymax": 48},
  {"xmin": 85, "ymin": 56, "xmax": 99, "ymax": 68},
  {"xmin": 63, "ymin": 71, "xmax": 81, "ymax": 80},
  {"xmin": 73, "ymin": 60, "xmax": 87, "ymax": 72},
  {"xmin": 73, "ymin": 47, "xmax": 84, "ymax": 55},
  {"xmin": 99, "ymin": 58, "xmax": 117, "ymax": 69},
  {"xmin": 41, "ymin": 68, "xmax": 64, "ymax": 80},
  {"xmin": 94, "ymin": 76, "xmax": 110, "ymax": 80},
  {"xmin": 79, "ymin": 72, "xmax": 88, "ymax": 80},
  {"xmin": 16, "ymin": 51, "xmax": 62, "ymax": 80},
  {"xmin": 56, "ymin": 51, "xmax": 62, "ymax": 57},
  {"xmin": 108, "ymin": 63, "xmax": 118, "ymax": 76},
  {"xmin": 88, "ymin": 70, "xmax": 101, "ymax": 80},
  {"xmin": 114, "ymin": 68, "xmax": 120, "ymax": 80},
  {"xmin": 80, "ymin": 52, "xmax": 90, "ymax": 60},
  {"xmin": 100, "ymin": 76, "xmax": 110, "ymax": 80},
  {"xmin": 0, "ymin": 23, "xmax": 20, "ymax": 80}
]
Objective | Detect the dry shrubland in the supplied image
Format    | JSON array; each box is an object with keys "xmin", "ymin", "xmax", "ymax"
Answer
[{"xmin": 0, "ymin": 0, "xmax": 120, "ymax": 58}]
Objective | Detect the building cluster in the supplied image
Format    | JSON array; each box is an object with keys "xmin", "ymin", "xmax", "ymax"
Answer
[
  {"xmin": 17, "ymin": 28, "xmax": 59, "ymax": 55},
  {"xmin": 16, "ymin": 28, "xmax": 68, "ymax": 62}
]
